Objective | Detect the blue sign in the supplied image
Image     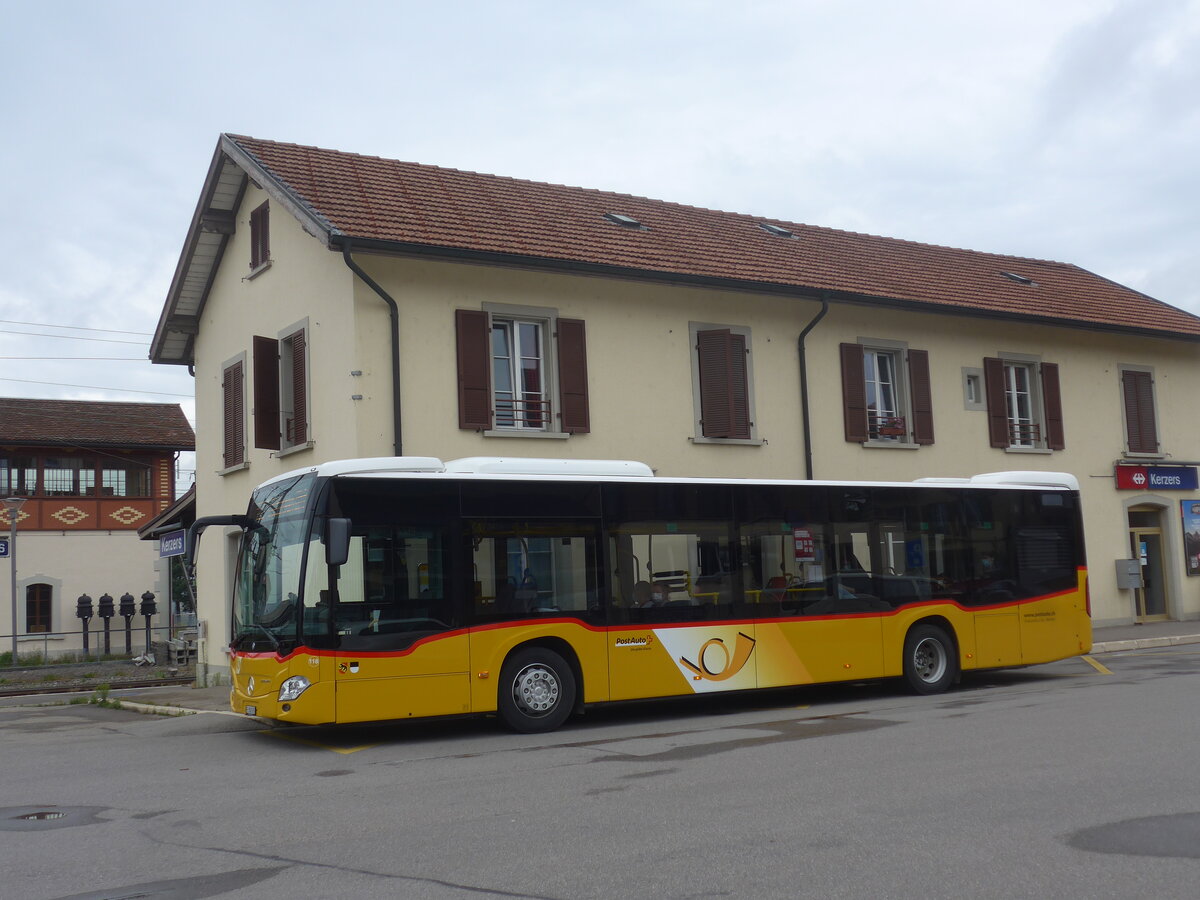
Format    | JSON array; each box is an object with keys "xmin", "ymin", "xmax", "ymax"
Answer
[
  {"xmin": 159, "ymin": 529, "xmax": 186, "ymax": 558},
  {"xmin": 1116, "ymin": 466, "xmax": 1199, "ymax": 491},
  {"xmin": 0, "ymin": 537, "xmax": 8, "ymax": 558}
]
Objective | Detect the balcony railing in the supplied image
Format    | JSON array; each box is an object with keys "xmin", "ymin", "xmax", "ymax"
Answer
[
  {"xmin": 495, "ymin": 397, "xmax": 550, "ymax": 429},
  {"xmin": 1009, "ymin": 422, "xmax": 1041, "ymax": 447}
]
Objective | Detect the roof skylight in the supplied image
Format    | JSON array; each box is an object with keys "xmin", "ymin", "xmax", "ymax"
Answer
[
  {"xmin": 1000, "ymin": 271, "xmax": 1038, "ymax": 287},
  {"xmin": 759, "ymin": 223, "xmax": 794, "ymax": 238},
  {"xmin": 603, "ymin": 212, "xmax": 645, "ymax": 229}
]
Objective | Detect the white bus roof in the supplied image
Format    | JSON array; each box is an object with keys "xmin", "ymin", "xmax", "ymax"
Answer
[{"xmin": 259, "ymin": 457, "xmax": 1078, "ymax": 492}]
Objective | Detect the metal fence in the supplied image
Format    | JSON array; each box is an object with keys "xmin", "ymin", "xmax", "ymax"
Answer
[{"xmin": 2, "ymin": 621, "xmax": 196, "ymax": 666}]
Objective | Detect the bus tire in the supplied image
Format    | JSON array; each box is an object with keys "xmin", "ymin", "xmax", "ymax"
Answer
[
  {"xmin": 498, "ymin": 647, "xmax": 576, "ymax": 733},
  {"xmin": 902, "ymin": 624, "xmax": 957, "ymax": 695}
]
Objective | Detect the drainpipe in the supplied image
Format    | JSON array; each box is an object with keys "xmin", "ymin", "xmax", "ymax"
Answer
[
  {"xmin": 797, "ymin": 293, "xmax": 830, "ymax": 480},
  {"xmin": 341, "ymin": 241, "xmax": 404, "ymax": 456}
]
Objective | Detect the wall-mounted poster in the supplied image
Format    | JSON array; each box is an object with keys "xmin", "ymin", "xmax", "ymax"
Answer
[{"xmin": 1182, "ymin": 501, "xmax": 1200, "ymax": 576}]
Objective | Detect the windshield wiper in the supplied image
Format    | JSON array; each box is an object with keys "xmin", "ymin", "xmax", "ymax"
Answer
[
  {"xmin": 235, "ymin": 622, "xmax": 281, "ymax": 652},
  {"xmin": 253, "ymin": 623, "xmax": 281, "ymax": 650}
]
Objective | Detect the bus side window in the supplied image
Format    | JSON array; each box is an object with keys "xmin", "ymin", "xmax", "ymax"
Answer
[{"xmin": 469, "ymin": 521, "xmax": 601, "ymax": 624}]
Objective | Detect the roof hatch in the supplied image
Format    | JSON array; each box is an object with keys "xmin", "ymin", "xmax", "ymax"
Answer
[
  {"xmin": 603, "ymin": 212, "xmax": 646, "ymax": 229},
  {"xmin": 1000, "ymin": 271, "xmax": 1038, "ymax": 287},
  {"xmin": 758, "ymin": 223, "xmax": 794, "ymax": 238}
]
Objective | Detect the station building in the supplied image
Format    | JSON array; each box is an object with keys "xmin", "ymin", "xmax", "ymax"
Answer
[{"xmin": 151, "ymin": 134, "xmax": 1200, "ymax": 683}]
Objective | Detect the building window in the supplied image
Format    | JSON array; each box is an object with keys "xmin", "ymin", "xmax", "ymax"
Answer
[
  {"xmin": 249, "ymin": 201, "xmax": 270, "ymax": 270},
  {"xmin": 100, "ymin": 461, "xmax": 151, "ymax": 496},
  {"xmin": 280, "ymin": 329, "xmax": 308, "ymax": 446},
  {"xmin": 983, "ymin": 356, "xmax": 1064, "ymax": 450},
  {"xmin": 4, "ymin": 456, "xmax": 150, "ymax": 497},
  {"xmin": 962, "ymin": 368, "xmax": 986, "ymax": 411},
  {"xmin": 1, "ymin": 456, "xmax": 38, "ymax": 496},
  {"xmin": 455, "ymin": 308, "xmax": 590, "ymax": 434},
  {"xmin": 840, "ymin": 342, "xmax": 934, "ymax": 445},
  {"xmin": 26, "ymin": 583, "xmax": 51, "ymax": 634},
  {"xmin": 222, "ymin": 357, "xmax": 246, "ymax": 468},
  {"xmin": 42, "ymin": 457, "xmax": 94, "ymax": 496},
  {"xmin": 1121, "ymin": 367, "xmax": 1160, "ymax": 456},
  {"xmin": 691, "ymin": 322, "xmax": 756, "ymax": 441},
  {"xmin": 253, "ymin": 324, "xmax": 310, "ymax": 451},
  {"xmin": 492, "ymin": 319, "xmax": 546, "ymax": 429}
]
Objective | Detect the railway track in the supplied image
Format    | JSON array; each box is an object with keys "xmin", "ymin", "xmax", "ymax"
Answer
[{"xmin": 0, "ymin": 676, "xmax": 195, "ymax": 699}]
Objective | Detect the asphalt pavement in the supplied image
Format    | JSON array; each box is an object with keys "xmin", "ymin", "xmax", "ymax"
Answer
[{"xmin": 4, "ymin": 618, "xmax": 1189, "ymax": 721}]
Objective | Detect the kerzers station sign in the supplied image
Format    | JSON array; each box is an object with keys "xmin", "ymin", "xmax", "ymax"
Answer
[{"xmin": 1115, "ymin": 465, "xmax": 1199, "ymax": 491}]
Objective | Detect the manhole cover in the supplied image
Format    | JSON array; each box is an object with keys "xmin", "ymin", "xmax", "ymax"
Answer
[{"xmin": 0, "ymin": 806, "xmax": 107, "ymax": 831}]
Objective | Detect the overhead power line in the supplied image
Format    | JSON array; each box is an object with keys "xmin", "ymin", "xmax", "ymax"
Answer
[
  {"xmin": 0, "ymin": 319, "xmax": 152, "ymax": 336},
  {"xmin": 0, "ymin": 328, "xmax": 147, "ymax": 346},
  {"xmin": 0, "ymin": 356, "xmax": 147, "ymax": 361},
  {"xmin": 0, "ymin": 377, "xmax": 192, "ymax": 398}
]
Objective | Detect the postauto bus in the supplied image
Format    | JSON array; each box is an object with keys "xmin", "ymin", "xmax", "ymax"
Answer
[{"xmin": 188, "ymin": 457, "xmax": 1090, "ymax": 732}]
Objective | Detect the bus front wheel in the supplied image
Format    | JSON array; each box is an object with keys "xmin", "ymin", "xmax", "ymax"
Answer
[
  {"xmin": 498, "ymin": 647, "xmax": 576, "ymax": 733},
  {"xmin": 902, "ymin": 624, "xmax": 957, "ymax": 694}
]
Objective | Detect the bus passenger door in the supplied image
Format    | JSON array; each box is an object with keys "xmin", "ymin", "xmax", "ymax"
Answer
[{"xmin": 331, "ymin": 530, "xmax": 471, "ymax": 723}]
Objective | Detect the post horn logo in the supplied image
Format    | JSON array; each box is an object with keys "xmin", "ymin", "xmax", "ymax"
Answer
[{"xmin": 679, "ymin": 632, "xmax": 756, "ymax": 681}]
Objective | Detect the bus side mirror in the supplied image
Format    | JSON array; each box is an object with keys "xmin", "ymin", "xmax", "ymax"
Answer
[{"xmin": 326, "ymin": 518, "xmax": 352, "ymax": 567}]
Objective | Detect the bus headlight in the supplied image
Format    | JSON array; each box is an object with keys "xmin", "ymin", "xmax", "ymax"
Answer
[{"xmin": 278, "ymin": 676, "xmax": 311, "ymax": 702}]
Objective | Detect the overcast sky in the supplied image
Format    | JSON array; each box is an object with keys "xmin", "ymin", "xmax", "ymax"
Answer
[{"xmin": 2, "ymin": 0, "xmax": 1198, "ymax": 489}]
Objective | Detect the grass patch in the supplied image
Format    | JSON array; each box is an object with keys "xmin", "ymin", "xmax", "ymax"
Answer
[{"xmin": 69, "ymin": 684, "xmax": 123, "ymax": 710}]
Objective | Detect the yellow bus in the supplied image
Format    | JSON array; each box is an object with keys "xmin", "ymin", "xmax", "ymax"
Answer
[{"xmin": 190, "ymin": 457, "xmax": 1091, "ymax": 732}]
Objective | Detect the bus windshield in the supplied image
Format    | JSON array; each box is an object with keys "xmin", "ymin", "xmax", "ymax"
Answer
[{"xmin": 233, "ymin": 473, "xmax": 316, "ymax": 651}]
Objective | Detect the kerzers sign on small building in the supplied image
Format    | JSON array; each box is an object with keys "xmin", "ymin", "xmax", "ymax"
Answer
[{"xmin": 1115, "ymin": 466, "xmax": 1199, "ymax": 491}]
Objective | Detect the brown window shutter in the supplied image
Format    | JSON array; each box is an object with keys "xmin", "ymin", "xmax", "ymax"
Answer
[
  {"xmin": 727, "ymin": 333, "xmax": 751, "ymax": 440},
  {"xmin": 1122, "ymin": 370, "xmax": 1158, "ymax": 454},
  {"xmin": 983, "ymin": 357, "xmax": 1009, "ymax": 448},
  {"xmin": 455, "ymin": 309, "xmax": 492, "ymax": 430},
  {"xmin": 289, "ymin": 330, "xmax": 308, "ymax": 444},
  {"xmin": 697, "ymin": 329, "xmax": 751, "ymax": 439},
  {"xmin": 222, "ymin": 361, "xmax": 245, "ymax": 468},
  {"xmin": 839, "ymin": 343, "xmax": 868, "ymax": 443},
  {"xmin": 556, "ymin": 318, "xmax": 590, "ymax": 433},
  {"xmin": 1041, "ymin": 362, "xmax": 1065, "ymax": 450},
  {"xmin": 253, "ymin": 336, "xmax": 281, "ymax": 450},
  {"xmin": 907, "ymin": 349, "xmax": 934, "ymax": 445},
  {"xmin": 250, "ymin": 202, "xmax": 269, "ymax": 269}
]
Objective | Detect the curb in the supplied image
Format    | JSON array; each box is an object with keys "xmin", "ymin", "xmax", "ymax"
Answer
[
  {"xmin": 1091, "ymin": 634, "xmax": 1200, "ymax": 654},
  {"xmin": 116, "ymin": 699, "xmax": 273, "ymax": 722},
  {"xmin": 116, "ymin": 700, "xmax": 199, "ymax": 716}
]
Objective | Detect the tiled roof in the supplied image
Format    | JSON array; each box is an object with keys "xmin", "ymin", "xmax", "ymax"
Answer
[
  {"xmin": 226, "ymin": 134, "xmax": 1200, "ymax": 339},
  {"xmin": 0, "ymin": 399, "xmax": 195, "ymax": 450}
]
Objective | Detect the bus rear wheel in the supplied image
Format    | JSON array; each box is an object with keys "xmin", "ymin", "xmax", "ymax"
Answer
[
  {"xmin": 498, "ymin": 647, "xmax": 576, "ymax": 733},
  {"xmin": 902, "ymin": 624, "xmax": 957, "ymax": 694}
]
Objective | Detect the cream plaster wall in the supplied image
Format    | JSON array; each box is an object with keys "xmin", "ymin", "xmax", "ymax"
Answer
[
  {"xmin": 345, "ymin": 254, "xmax": 1200, "ymax": 625},
  {"xmin": 186, "ymin": 186, "xmax": 1200, "ymax": 681},
  {"xmin": 192, "ymin": 184, "xmax": 364, "ymax": 680},
  {"xmin": 802, "ymin": 304, "xmax": 1200, "ymax": 625},
  {"xmin": 350, "ymin": 253, "xmax": 812, "ymax": 477},
  {"xmin": 10, "ymin": 531, "xmax": 167, "ymax": 659}
]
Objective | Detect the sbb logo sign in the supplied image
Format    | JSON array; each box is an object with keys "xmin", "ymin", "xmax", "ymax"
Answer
[{"xmin": 1115, "ymin": 466, "xmax": 1199, "ymax": 491}]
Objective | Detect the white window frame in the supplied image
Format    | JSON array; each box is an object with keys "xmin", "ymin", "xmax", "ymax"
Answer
[
  {"xmin": 962, "ymin": 367, "xmax": 985, "ymax": 411},
  {"xmin": 997, "ymin": 352, "xmax": 1048, "ymax": 452},
  {"xmin": 859, "ymin": 337, "xmax": 913, "ymax": 447},
  {"xmin": 482, "ymin": 303, "xmax": 567, "ymax": 439}
]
